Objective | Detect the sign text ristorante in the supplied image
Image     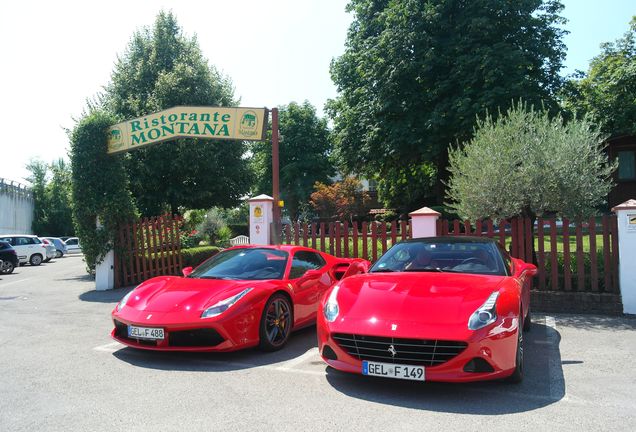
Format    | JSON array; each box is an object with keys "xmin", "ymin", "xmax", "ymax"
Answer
[{"xmin": 107, "ymin": 106, "xmax": 268, "ymax": 154}]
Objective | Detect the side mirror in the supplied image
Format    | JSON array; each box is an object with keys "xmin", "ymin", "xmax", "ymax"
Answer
[
  {"xmin": 182, "ymin": 266, "xmax": 193, "ymax": 277},
  {"xmin": 515, "ymin": 262, "xmax": 537, "ymax": 277},
  {"xmin": 302, "ymin": 269, "xmax": 322, "ymax": 280},
  {"xmin": 524, "ymin": 263, "xmax": 538, "ymax": 277}
]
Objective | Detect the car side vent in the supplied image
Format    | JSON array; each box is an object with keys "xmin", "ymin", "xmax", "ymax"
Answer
[{"xmin": 463, "ymin": 357, "xmax": 495, "ymax": 373}]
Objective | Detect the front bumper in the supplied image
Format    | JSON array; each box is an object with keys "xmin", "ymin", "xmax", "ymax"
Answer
[
  {"xmin": 111, "ymin": 304, "xmax": 262, "ymax": 352},
  {"xmin": 317, "ymin": 315, "xmax": 519, "ymax": 383}
]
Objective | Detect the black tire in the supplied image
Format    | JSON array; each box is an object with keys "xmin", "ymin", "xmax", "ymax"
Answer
[
  {"xmin": 2, "ymin": 261, "xmax": 15, "ymax": 274},
  {"xmin": 44, "ymin": 258, "xmax": 51, "ymax": 263},
  {"xmin": 506, "ymin": 314, "xmax": 524, "ymax": 383},
  {"xmin": 30, "ymin": 254, "xmax": 43, "ymax": 266},
  {"xmin": 523, "ymin": 308, "xmax": 532, "ymax": 332},
  {"xmin": 258, "ymin": 293, "xmax": 293, "ymax": 352},
  {"xmin": 55, "ymin": 250, "xmax": 63, "ymax": 258}
]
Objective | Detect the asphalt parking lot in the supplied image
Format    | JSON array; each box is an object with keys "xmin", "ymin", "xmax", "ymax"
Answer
[{"xmin": 1, "ymin": 257, "xmax": 635, "ymax": 432}]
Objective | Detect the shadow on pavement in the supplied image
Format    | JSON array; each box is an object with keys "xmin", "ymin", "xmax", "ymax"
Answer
[
  {"xmin": 324, "ymin": 321, "xmax": 566, "ymax": 415},
  {"xmin": 112, "ymin": 325, "xmax": 318, "ymax": 371},
  {"xmin": 59, "ymin": 274, "xmax": 94, "ymax": 283},
  {"xmin": 79, "ymin": 287, "xmax": 131, "ymax": 303}
]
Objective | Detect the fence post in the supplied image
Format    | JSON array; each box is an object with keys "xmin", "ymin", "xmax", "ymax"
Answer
[
  {"xmin": 612, "ymin": 199, "xmax": 636, "ymax": 314},
  {"xmin": 408, "ymin": 206, "xmax": 441, "ymax": 238},
  {"xmin": 95, "ymin": 217, "xmax": 115, "ymax": 291}
]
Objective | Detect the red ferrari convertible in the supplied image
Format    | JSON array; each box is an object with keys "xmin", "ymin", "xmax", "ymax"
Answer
[
  {"xmin": 112, "ymin": 245, "xmax": 369, "ymax": 352},
  {"xmin": 317, "ymin": 236, "xmax": 537, "ymax": 383}
]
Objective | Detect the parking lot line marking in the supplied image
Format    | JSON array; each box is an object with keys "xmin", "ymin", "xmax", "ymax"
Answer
[
  {"xmin": 544, "ymin": 315, "xmax": 565, "ymax": 401},
  {"xmin": 0, "ymin": 277, "xmax": 33, "ymax": 287},
  {"xmin": 274, "ymin": 347, "xmax": 319, "ymax": 371},
  {"xmin": 93, "ymin": 341, "xmax": 125, "ymax": 352}
]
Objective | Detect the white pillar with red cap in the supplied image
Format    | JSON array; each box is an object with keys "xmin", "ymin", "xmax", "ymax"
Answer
[
  {"xmin": 248, "ymin": 194, "xmax": 274, "ymax": 245},
  {"xmin": 409, "ymin": 206, "xmax": 441, "ymax": 238},
  {"xmin": 613, "ymin": 199, "xmax": 636, "ymax": 314}
]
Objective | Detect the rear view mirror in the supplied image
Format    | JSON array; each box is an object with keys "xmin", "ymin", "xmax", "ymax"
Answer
[{"xmin": 182, "ymin": 266, "xmax": 193, "ymax": 277}]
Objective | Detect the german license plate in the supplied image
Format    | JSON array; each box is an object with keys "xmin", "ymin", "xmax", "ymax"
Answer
[
  {"xmin": 362, "ymin": 361, "xmax": 425, "ymax": 381},
  {"xmin": 128, "ymin": 325, "xmax": 164, "ymax": 340}
]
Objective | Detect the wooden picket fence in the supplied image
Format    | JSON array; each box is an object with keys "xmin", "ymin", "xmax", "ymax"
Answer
[
  {"xmin": 281, "ymin": 216, "xmax": 620, "ymax": 294},
  {"xmin": 114, "ymin": 215, "xmax": 183, "ymax": 288},
  {"xmin": 281, "ymin": 220, "xmax": 411, "ymax": 262}
]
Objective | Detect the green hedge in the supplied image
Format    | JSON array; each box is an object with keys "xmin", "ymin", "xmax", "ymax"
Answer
[
  {"xmin": 228, "ymin": 224, "xmax": 249, "ymax": 237},
  {"xmin": 181, "ymin": 246, "xmax": 221, "ymax": 268}
]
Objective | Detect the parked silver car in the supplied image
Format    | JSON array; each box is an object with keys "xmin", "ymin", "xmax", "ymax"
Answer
[
  {"xmin": 39, "ymin": 238, "xmax": 57, "ymax": 262},
  {"xmin": 64, "ymin": 237, "xmax": 82, "ymax": 254},
  {"xmin": 45, "ymin": 237, "xmax": 68, "ymax": 258}
]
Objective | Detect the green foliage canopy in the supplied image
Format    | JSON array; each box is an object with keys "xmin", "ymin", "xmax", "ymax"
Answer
[
  {"xmin": 26, "ymin": 159, "xmax": 75, "ymax": 236},
  {"xmin": 328, "ymin": 0, "xmax": 567, "ymax": 210},
  {"xmin": 250, "ymin": 101, "xmax": 334, "ymax": 221},
  {"xmin": 104, "ymin": 11, "xmax": 250, "ymax": 215},
  {"xmin": 561, "ymin": 17, "xmax": 636, "ymax": 137},
  {"xmin": 69, "ymin": 110, "xmax": 137, "ymax": 271},
  {"xmin": 446, "ymin": 103, "xmax": 616, "ymax": 221}
]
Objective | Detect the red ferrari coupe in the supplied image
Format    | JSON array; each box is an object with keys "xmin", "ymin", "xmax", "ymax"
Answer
[
  {"xmin": 317, "ymin": 236, "xmax": 537, "ymax": 383},
  {"xmin": 112, "ymin": 245, "xmax": 369, "ymax": 352}
]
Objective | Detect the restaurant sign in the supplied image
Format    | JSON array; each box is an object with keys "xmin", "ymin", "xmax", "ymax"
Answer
[{"xmin": 107, "ymin": 106, "xmax": 268, "ymax": 154}]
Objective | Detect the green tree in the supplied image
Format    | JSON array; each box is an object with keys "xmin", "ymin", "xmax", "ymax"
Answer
[
  {"xmin": 328, "ymin": 0, "xmax": 567, "ymax": 210},
  {"xmin": 197, "ymin": 208, "xmax": 229, "ymax": 245},
  {"xmin": 25, "ymin": 160, "xmax": 48, "ymax": 234},
  {"xmin": 105, "ymin": 11, "xmax": 250, "ymax": 215},
  {"xmin": 45, "ymin": 159, "xmax": 75, "ymax": 236},
  {"xmin": 561, "ymin": 17, "xmax": 636, "ymax": 136},
  {"xmin": 250, "ymin": 101, "xmax": 334, "ymax": 221},
  {"xmin": 445, "ymin": 103, "xmax": 615, "ymax": 221},
  {"xmin": 69, "ymin": 110, "xmax": 137, "ymax": 271}
]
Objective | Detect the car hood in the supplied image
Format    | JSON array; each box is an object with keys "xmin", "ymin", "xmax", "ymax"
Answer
[
  {"xmin": 123, "ymin": 276, "xmax": 259, "ymax": 313},
  {"xmin": 335, "ymin": 272, "xmax": 506, "ymax": 329}
]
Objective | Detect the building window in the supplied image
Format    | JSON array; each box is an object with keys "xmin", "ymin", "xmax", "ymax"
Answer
[
  {"xmin": 618, "ymin": 151, "xmax": 636, "ymax": 180},
  {"xmin": 368, "ymin": 179, "xmax": 377, "ymax": 192}
]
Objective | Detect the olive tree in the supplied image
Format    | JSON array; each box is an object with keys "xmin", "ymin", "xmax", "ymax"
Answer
[{"xmin": 445, "ymin": 103, "xmax": 615, "ymax": 221}]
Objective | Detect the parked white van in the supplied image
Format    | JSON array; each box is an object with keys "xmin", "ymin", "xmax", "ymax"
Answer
[{"xmin": 0, "ymin": 234, "xmax": 49, "ymax": 266}]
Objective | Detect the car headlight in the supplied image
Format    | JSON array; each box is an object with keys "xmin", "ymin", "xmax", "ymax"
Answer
[
  {"xmin": 468, "ymin": 291, "xmax": 499, "ymax": 330},
  {"xmin": 201, "ymin": 288, "xmax": 253, "ymax": 318},
  {"xmin": 117, "ymin": 290, "xmax": 134, "ymax": 312},
  {"xmin": 323, "ymin": 285, "xmax": 340, "ymax": 322}
]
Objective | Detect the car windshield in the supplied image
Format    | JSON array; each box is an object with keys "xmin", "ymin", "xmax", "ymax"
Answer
[
  {"xmin": 189, "ymin": 248, "xmax": 289, "ymax": 280},
  {"xmin": 370, "ymin": 240, "xmax": 507, "ymax": 276}
]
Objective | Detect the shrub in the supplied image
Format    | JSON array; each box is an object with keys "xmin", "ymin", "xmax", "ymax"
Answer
[
  {"xmin": 228, "ymin": 224, "xmax": 249, "ymax": 237},
  {"xmin": 197, "ymin": 208, "xmax": 228, "ymax": 245},
  {"xmin": 181, "ymin": 246, "xmax": 221, "ymax": 268}
]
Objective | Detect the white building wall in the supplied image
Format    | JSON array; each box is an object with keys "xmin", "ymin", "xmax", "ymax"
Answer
[{"xmin": 0, "ymin": 179, "xmax": 34, "ymax": 234}]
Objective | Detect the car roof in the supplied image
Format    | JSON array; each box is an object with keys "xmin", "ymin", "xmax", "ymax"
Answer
[
  {"xmin": 230, "ymin": 244, "xmax": 319, "ymax": 252},
  {"xmin": 405, "ymin": 236, "xmax": 499, "ymax": 244}
]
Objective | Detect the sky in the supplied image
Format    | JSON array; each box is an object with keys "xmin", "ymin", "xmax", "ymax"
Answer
[{"xmin": 0, "ymin": 0, "xmax": 634, "ymax": 185}]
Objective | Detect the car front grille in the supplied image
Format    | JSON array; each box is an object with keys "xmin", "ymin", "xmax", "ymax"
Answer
[
  {"xmin": 169, "ymin": 329, "xmax": 224, "ymax": 347},
  {"xmin": 113, "ymin": 320, "xmax": 224, "ymax": 348},
  {"xmin": 332, "ymin": 333, "xmax": 467, "ymax": 367}
]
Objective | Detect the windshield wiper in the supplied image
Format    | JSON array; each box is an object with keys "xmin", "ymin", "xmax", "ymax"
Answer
[
  {"xmin": 404, "ymin": 268, "xmax": 443, "ymax": 272},
  {"xmin": 198, "ymin": 275, "xmax": 230, "ymax": 280},
  {"xmin": 370, "ymin": 268, "xmax": 396, "ymax": 273}
]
